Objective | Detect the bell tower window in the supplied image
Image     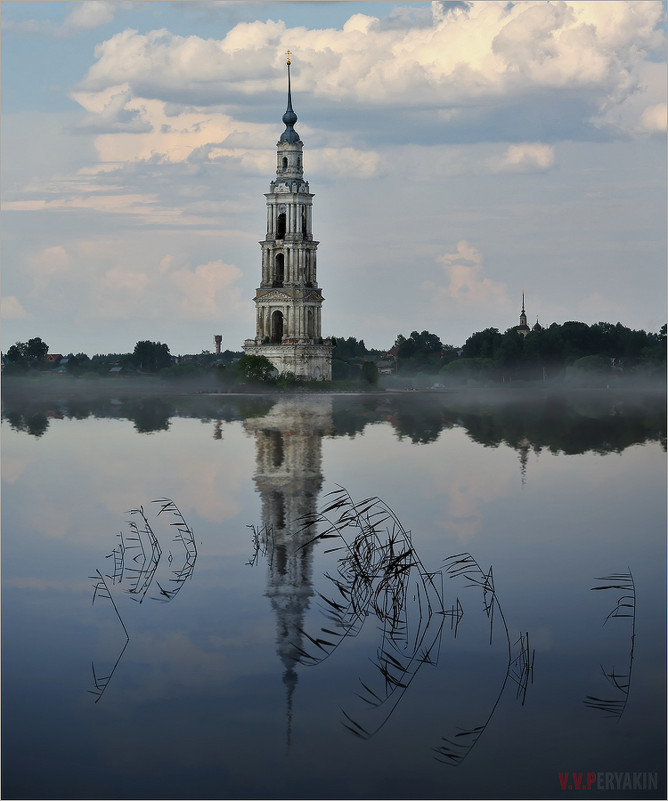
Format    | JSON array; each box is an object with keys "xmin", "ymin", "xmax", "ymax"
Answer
[
  {"xmin": 277, "ymin": 213, "xmax": 286, "ymax": 239},
  {"xmin": 274, "ymin": 253, "xmax": 284, "ymax": 286},
  {"xmin": 271, "ymin": 310, "xmax": 284, "ymax": 343},
  {"xmin": 282, "ymin": 157, "xmax": 288, "ymax": 170}
]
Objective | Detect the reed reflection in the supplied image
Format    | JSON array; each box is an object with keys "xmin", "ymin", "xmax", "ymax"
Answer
[
  {"xmin": 584, "ymin": 570, "xmax": 637, "ymax": 720},
  {"xmin": 290, "ymin": 490, "xmax": 535, "ymax": 764},
  {"xmin": 89, "ymin": 500, "xmax": 198, "ymax": 702}
]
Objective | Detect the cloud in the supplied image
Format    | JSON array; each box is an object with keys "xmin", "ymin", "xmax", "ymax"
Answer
[
  {"xmin": 59, "ymin": 1, "xmax": 117, "ymax": 35},
  {"xmin": 70, "ymin": 84, "xmax": 275, "ymax": 168},
  {"xmin": 102, "ymin": 265, "xmax": 149, "ymax": 294},
  {"xmin": 169, "ymin": 259, "xmax": 245, "ymax": 320},
  {"xmin": 73, "ymin": 86, "xmax": 153, "ymax": 133},
  {"xmin": 71, "ymin": 1, "xmax": 666, "ymax": 145},
  {"xmin": 429, "ymin": 240, "xmax": 510, "ymax": 308},
  {"xmin": 1, "ymin": 296, "xmax": 29, "ymax": 320},
  {"xmin": 488, "ymin": 143, "xmax": 555, "ymax": 173},
  {"xmin": 88, "ymin": 250, "xmax": 248, "ymax": 326},
  {"xmin": 309, "ymin": 147, "xmax": 381, "ymax": 179},
  {"xmin": 639, "ymin": 103, "xmax": 667, "ymax": 135},
  {"xmin": 26, "ymin": 245, "xmax": 72, "ymax": 291}
]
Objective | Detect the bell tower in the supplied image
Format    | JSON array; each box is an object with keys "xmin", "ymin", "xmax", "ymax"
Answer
[
  {"xmin": 516, "ymin": 290, "xmax": 530, "ymax": 337},
  {"xmin": 243, "ymin": 53, "xmax": 332, "ymax": 381}
]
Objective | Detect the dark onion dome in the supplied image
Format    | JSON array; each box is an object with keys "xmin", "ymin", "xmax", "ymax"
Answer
[
  {"xmin": 279, "ymin": 57, "xmax": 300, "ymax": 143},
  {"xmin": 282, "ymin": 107, "xmax": 297, "ymax": 127},
  {"xmin": 532, "ymin": 318, "xmax": 543, "ymax": 332}
]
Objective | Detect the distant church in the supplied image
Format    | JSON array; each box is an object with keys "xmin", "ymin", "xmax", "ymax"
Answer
[
  {"xmin": 515, "ymin": 291, "xmax": 542, "ymax": 337},
  {"xmin": 243, "ymin": 55, "xmax": 333, "ymax": 381}
]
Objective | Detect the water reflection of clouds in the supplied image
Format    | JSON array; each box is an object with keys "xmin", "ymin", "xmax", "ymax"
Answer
[
  {"xmin": 326, "ymin": 424, "xmax": 517, "ymax": 544},
  {"xmin": 3, "ymin": 418, "xmax": 256, "ymax": 552},
  {"xmin": 1, "ymin": 450, "xmax": 32, "ymax": 484}
]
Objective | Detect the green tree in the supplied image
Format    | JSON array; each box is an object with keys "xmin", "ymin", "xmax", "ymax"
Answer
[
  {"xmin": 5, "ymin": 337, "xmax": 49, "ymax": 365},
  {"xmin": 571, "ymin": 355, "xmax": 609, "ymax": 372},
  {"xmin": 66, "ymin": 353, "xmax": 91, "ymax": 375},
  {"xmin": 361, "ymin": 360, "xmax": 379, "ymax": 386},
  {"xmin": 559, "ymin": 321, "xmax": 596, "ymax": 362},
  {"xmin": 332, "ymin": 358, "xmax": 360, "ymax": 380},
  {"xmin": 394, "ymin": 330, "xmax": 445, "ymax": 374},
  {"xmin": 332, "ymin": 337, "xmax": 367, "ymax": 361},
  {"xmin": 236, "ymin": 354, "xmax": 277, "ymax": 384},
  {"xmin": 497, "ymin": 330, "xmax": 525, "ymax": 369},
  {"xmin": 461, "ymin": 328, "xmax": 502, "ymax": 359},
  {"xmin": 25, "ymin": 337, "xmax": 49, "ymax": 363},
  {"xmin": 132, "ymin": 340, "xmax": 172, "ymax": 372},
  {"xmin": 5, "ymin": 344, "xmax": 25, "ymax": 363},
  {"xmin": 395, "ymin": 330, "xmax": 443, "ymax": 358}
]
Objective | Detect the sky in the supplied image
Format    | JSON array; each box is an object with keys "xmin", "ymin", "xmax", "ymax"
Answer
[{"xmin": 2, "ymin": 0, "xmax": 666, "ymax": 356}]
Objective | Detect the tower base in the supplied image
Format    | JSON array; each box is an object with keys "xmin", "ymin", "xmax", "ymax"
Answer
[{"xmin": 243, "ymin": 340, "xmax": 332, "ymax": 381}]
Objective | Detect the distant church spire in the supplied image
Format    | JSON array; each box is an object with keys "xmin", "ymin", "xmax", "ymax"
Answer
[{"xmin": 516, "ymin": 289, "xmax": 530, "ymax": 337}]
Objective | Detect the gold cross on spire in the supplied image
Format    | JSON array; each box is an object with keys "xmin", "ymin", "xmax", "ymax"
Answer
[{"xmin": 286, "ymin": 50, "xmax": 292, "ymax": 65}]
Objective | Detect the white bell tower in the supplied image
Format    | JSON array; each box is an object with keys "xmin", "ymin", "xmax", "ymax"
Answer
[{"xmin": 243, "ymin": 53, "xmax": 332, "ymax": 381}]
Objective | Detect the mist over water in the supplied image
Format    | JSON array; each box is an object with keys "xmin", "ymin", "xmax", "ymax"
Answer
[{"xmin": 2, "ymin": 384, "xmax": 665, "ymax": 799}]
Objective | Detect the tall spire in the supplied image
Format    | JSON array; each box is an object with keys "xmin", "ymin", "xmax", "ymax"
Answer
[
  {"xmin": 517, "ymin": 288, "xmax": 529, "ymax": 335},
  {"xmin": 280, "ymin": 51, "xmax": 299, "ymax": 143}
]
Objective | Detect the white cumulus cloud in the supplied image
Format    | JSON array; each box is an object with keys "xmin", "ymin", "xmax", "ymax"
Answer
[
  {"xmin": 639, "ymin": 103, "xmax": 667, "ymax": 134},
  {"xmin": 60, "ymin": 1, "xmax": 117, "ymax": 35},
  {"xmin": 430, "ymin": 241, "xmax": 510, "ymax": 308},
  {"xmin": 71, "ymin": 1, "xmax": 666, "ymax": 145},
  {"xmin": 489, "ymin": 143, "xmax": 555, "ymax": 173},
  {"xmin": 170, "ymin": 260, "xmax": 245, "ymax": 320}
]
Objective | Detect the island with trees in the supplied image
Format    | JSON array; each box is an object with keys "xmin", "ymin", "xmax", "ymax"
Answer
[{"xmin": 2, "ymin": 320, "xmax": 665, "ymax": 394}]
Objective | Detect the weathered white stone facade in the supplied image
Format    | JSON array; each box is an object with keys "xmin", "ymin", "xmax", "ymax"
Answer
[{"xmin": 243, "ymin": 60, "xmax": 332, "ymax": 381}]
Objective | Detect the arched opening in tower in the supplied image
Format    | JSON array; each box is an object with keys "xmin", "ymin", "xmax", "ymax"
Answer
[
  {"xmin": 269, "ymin": 431, "xmax": 284, "ymax": 468},
  {"xmin": 274, "ymin": 253, "xmax": 285, "ymax": 286},
  {"xmin": 301, "ymin": 208, "xmax": 307, "ymax": 236},
  {"xmin": 307, "ymin": 309, "xmax": 314, "ymax": 340},
  {"xmin": 277, "ymin": 213, "xmax": 286, "ymax": 239},
  {"xmin": 271, "ymin": 310, "xmax": 284, "ymax": 343}
]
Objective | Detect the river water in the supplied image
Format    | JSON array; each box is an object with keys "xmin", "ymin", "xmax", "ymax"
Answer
[{"xmin": 2, "ymin": 386, "xmax": 666, "ymax": 799}]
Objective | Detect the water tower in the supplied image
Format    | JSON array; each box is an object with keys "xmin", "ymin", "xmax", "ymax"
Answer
[{"xmin": 214, "ymin": 335, "xmax": 222, "ymax": 355}]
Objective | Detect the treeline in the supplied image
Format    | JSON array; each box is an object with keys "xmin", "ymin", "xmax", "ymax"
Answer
[
  {"xmin": 454, "ymin": 321, "xmax": 666, "ymax": 383},
  {"xmin": 3, "ymin": 320, "xmax": 666, "ymax": 388},
  {"xmin": 2, "ymin": 338, "xmax": 241, "ymax": 379},
  {"xmin": 333, "ymin": 322, "xmax": 666, "ymax": 385}
]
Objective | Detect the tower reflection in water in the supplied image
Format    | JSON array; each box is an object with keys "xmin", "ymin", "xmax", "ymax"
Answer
[
  {"xmin": 243, "ymin": 397, "xmax": 334, "ymax": 742},
  {"xmin": 243, "ymin": 397, "xmax": 534, "ymax": 763}
]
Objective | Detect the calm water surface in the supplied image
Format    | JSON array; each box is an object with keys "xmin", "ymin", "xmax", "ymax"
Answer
[{"xmin": 2, "ymin": 387, "xmax": 666, "ymax": 800}]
